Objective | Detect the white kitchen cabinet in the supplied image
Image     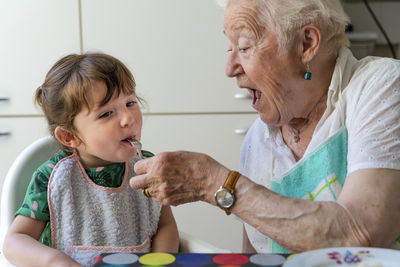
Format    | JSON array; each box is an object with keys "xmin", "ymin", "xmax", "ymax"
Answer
[
  {"xmin": 0, "ymin": 0, "xmax": 81, "ymax": 211},
  {"xmin": 141, "ymin": 114, "xmax": 258, "ymax": 170},
  {"xmin": 0, "ymin": 117, "xmax": 48, "ymax": 197},
  {"xmin": 0, "ymin": 0, "xmax": 81, "ymax": 116},
  {"xmin": 80, "ymin": 0, "xmax": 254, "ymax": 113}
]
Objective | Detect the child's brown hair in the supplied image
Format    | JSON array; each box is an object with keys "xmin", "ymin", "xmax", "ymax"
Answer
[{"xmin": 35, "ymin": 53, "xmax": 137, "ymax": 152}]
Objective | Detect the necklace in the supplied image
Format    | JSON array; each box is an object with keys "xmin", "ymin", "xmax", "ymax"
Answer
[
  {"xmin": 289, "ymin": 90, "xmax": 328, "ymax": 143},
  {"xmin": 292, "ymin": 127, "xmax": 303, "ymax": 143}
]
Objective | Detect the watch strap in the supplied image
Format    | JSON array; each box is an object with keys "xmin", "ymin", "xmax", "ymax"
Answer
[
  {"xmin": 221, "ymin": 170, "xmax": 241, "ymax": 215},
  {"xmin": 222, "ymin": 207, "xmax": 231, "ymax": 215},
  {"xmin": 223, "ymin": 171, "xmax": 241, "ymax": 192}
]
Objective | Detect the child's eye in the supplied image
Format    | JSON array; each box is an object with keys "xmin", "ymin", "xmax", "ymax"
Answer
[
  {"xmin": 99, "ymin": 111, "xmax": 112, "ymax": 119},
  {"xmin": 239, "ymin": 47, "xmax": 249, "ymax": 53},
  {"xmin": 126, "ymin": 101, "xmax": 137, "ymax": 107}
]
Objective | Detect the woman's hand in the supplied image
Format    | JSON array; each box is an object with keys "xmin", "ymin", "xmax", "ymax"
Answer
[{"xmin": 130, "ymin": 151, "xmax": 230, "ymax": 206}]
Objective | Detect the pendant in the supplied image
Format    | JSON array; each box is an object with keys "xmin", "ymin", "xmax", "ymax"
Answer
[{"xmin": 293, "ymin": 135, "xmax": 300, "ymax": 143}]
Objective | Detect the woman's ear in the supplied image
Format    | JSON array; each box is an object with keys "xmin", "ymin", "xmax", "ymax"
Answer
[
  {"xmin": 300, "ymin": 24, "xmax": 322, "ymax": 64},
  {"xmin": 54, "ymin": 126, "xmax": 80, "ymax": 148}
]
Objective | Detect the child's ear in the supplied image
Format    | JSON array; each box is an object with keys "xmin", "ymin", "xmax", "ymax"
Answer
[{"xmin": 54, "ymin": 126, "xmax": 81, "ymax": 148}]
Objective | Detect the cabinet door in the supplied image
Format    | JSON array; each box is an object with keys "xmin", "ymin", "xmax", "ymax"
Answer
[
  {"xmin": 140, "ymin": 113, "xmax": 258, "ymax": 252},
  {"xmin": 0, "ymin": 117, "xmax": 48, "ymax": 198},
  {"xmin": 81, "ymin": 0, "xmax": 254, "ymax": 113},
  {"xmin": 141, "ymin": 113, "xmax": 258, "ymax": 170},
  {"xmin": 0, "ymin": 0, "xmax": 81, "ymax": 116}
]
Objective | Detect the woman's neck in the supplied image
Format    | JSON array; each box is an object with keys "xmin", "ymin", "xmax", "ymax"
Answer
[{"xmin": 283, "ymin": 86, "xmax": 330, "ymax": 161}]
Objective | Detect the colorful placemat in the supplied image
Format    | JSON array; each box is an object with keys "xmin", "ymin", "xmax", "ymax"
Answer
[{"xmin": 93, "ymin": 253, "xmax": 287, "ymax": 267}]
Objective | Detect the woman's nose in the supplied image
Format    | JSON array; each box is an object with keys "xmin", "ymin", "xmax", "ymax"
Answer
[{"xmin": 226, "ymin": 51, "xmax": 243, "ymax": 77}]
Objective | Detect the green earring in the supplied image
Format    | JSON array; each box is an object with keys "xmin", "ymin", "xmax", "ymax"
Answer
[{"xmin": 304, "ymin": 63, "xmax": 312, "ymax": 80}]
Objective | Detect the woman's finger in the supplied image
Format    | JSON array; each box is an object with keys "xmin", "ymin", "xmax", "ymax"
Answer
[
  {"xmin": 133, "ymin": 157, "xmax": 152, "ymax": 175},
  {"xmin": 129, "ymin": 174, "xmax": 148, "ymax": 189}
]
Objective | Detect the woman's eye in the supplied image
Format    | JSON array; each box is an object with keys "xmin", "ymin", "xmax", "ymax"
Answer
[
  {"xmin": 99, "ymin": 111, "xmax": 112, "ymax": 119},
  {"xmin": 127, "ymin": 101, "xmax": 137, "ymax": 107}
]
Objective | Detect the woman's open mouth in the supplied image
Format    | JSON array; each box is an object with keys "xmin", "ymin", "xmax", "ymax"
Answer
[{"xmin": 250, "ymin": 89, "xmax": 262, "ymax": 107}]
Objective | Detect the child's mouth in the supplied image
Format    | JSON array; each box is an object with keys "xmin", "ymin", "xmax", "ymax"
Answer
[{"xmin": 122, "ymin": 137, "xmax": 134, "ymax": 146}]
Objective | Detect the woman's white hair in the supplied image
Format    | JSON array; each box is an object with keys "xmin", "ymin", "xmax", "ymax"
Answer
[{"xmin": 218, "ymin": 0, "xmax": 350, "ymax": 55}]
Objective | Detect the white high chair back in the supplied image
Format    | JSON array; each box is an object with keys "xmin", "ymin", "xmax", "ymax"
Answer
[
  {"xmin": 0, "ymin": 136, "xmax": 58, "ymax": 245},
  {"xmin": 0, "ymin": 136, "xmax": 58, "ymax": 265},
  {"xmin": 0, "ymin": 136, "xmax": 227, "ymax": 260}
]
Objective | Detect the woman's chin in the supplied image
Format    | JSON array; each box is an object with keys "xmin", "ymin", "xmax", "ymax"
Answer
[
  {"xmin": 258, "ymin": 110, "xmax": 281, "ymax": 127},
  {"xmin": 259, "ymin": 113, "xmax": 272, "ymax": 125}
]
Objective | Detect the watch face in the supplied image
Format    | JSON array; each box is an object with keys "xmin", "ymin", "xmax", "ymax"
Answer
[{"xmin": 215, "ymin": 188, "xmax": 234, "ymax": 208}]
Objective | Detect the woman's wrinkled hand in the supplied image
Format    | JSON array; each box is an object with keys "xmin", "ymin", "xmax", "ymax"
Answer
[{"xmin": 129, "ymin": 151, "xmax": 230, "ymax": 206}]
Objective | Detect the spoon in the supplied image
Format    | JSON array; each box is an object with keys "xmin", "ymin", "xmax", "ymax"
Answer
[{"xmin": 129, "ymin": 138, "xmax": 144, "ymax": 160}]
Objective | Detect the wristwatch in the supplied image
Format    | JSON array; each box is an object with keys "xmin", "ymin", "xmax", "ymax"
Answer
[{"xmin": 214, "ymin": 171, "xmax": 241, "ymax": 215}]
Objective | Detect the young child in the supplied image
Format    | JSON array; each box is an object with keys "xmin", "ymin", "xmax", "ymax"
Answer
[{"xmin": 3, "ymin": 53, "xmax": 180, "ymax": 266}]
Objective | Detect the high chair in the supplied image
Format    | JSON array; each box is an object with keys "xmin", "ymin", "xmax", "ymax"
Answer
[
  {"xmin": 0, "ymin": 136, "xmax": 227, "ymax": 264},
  {"xmin": 0, "ymin": 136, "xmax": 58, "ymax": 244},
  {"xmin": 0, "ymin": 136, "xmax": 58, "ymax": 265}
]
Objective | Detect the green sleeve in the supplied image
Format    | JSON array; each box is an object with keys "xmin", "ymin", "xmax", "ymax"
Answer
[
  {"xmin": 142, "ymin": 150, "xmax": 154, "ymax": 158},
  {"xmin": 15, "ymin": 162, "xmax": 53, "ymax": 221},
  {"xmin": 15, "ymin": 150, "xmax": 68, "ymax": 221}
]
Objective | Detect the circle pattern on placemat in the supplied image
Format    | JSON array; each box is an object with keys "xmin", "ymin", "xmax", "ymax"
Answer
[
  {"xmin": 212, "ymin": 254, "xmax": 249, "ymax": 265},
  {"xmin": 176, "ymin": 253, "xmax": 212, "ymax": 265},
  {"xmin": 139, "ymin": 252, "xmax": 176, "ymax": 265},
  {"xmin": 103, "ymin": 253, "xmax": 139, "ymax": 265},
  {"xmin": 249, "ymin": 254, "xmax": 285, "ymax": 267}
]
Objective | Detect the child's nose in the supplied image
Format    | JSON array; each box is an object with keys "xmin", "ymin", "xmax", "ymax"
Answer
[{"xmin": 121, "ymin": 110, "xmax": 135, "ymax": 127}]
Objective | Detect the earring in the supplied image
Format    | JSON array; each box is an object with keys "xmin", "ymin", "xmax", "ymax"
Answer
[{"xmin": 304, "ymin": 63, "xmax": 312, "ymax": 80}]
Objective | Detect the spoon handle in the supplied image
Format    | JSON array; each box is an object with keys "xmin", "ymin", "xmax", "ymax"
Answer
[
  {"xmin": 129, "ymin": 139, "xmax": 144, "ymax": 160},
  {"xmin": 137, "ymin": 148, "xmax": 144, "ymax": 160}
]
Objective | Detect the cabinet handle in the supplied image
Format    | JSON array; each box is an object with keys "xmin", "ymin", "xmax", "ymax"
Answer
[
  {"xmin": 233, "ymin": 93, "xmax": 252, "ymax": 100},
  {"xmin": 0, "ymin": 132, "xmax": 11, "ymax": 136},
  {"xmin": 0, "ymin": 97, "xmax": 10, "ymax": 101},
  {"xmin": 234, "ymin": 128, "xmax": 248, "ymax": 135}
]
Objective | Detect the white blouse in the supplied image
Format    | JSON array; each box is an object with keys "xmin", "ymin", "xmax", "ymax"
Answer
[{"xmin": 239, "ymin": 47, "xmax": 400, "ymax": 252}]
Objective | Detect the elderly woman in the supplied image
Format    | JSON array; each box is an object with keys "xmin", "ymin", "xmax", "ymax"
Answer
[{"xmin": 130, "ymin": 0, "xmax": 400, "ymax": 253}]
